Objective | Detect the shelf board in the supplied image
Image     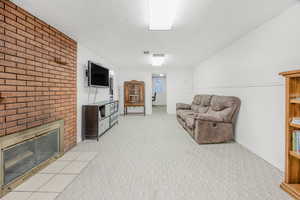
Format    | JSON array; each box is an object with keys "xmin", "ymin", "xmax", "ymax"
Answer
[
  {"xmin": 281, "ymin": 182, "xmax": 300, "ymax": 199},
  {"xmin": 125, "ymin": 103, "xmax": 145, "ymax": 106},
  {"xmin": 290, "ymin": 123, "xmax": 300, "ymax": 129},
  {"xmin": 290, "ymin": 151, "xmax": 300, "ymax": 159},
  {"xmin": 290, "ymin": 99, "xmax": 300, "ymax": 104}
]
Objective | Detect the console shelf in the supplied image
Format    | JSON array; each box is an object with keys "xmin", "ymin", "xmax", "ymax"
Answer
[{"xmin": 82, "ymin": 100, "xmax": 119, "ymax": 141}]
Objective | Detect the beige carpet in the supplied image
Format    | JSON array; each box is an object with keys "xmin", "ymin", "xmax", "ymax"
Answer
[{"xmin": 57, "ymin": 109, "xmax": 291, "ymax": 200}]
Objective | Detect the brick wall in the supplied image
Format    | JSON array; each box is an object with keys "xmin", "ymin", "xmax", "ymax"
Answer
[{"xmin": 0, "ymin": 0, "xmax": 77, "ymax": 151}]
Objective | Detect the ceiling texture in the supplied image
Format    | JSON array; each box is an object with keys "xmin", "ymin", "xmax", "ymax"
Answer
[{"xmin": 12, "ymin": 0, "xmax": 297, "ymax": 69}]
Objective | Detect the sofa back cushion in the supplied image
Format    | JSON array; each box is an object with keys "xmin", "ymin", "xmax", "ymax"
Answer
[
  {"xmin": 191, "ymin": 95, "xmax": 212, "ymax": 113},
  {"xmin": 207, "ymin": 96, "xmax": 241, "ymax": 122},
  {"xmin": 191, "ymin": 105, "xmax": 209, "ymax": 113}
]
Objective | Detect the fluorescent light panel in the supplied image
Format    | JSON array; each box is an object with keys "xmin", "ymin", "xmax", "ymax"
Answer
[
  {"xmin": 151, "ymin": 54, "xmax": 165, "ymax": 66},
  {"xmin": 149, "ymin": 0, "xmax": 178, "ymax": 30}
]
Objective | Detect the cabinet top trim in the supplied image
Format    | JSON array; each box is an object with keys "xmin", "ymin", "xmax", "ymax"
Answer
[
  {"xmin": 280, "ymin": 69, "xmax": 300, "ymax": 77},
  {"xmin": 84, "ymin": 100, "xmax": 119, "ymax": 107}
]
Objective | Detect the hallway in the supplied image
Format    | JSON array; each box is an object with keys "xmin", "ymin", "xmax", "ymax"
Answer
[{"xmin": 152, "ymin": 105, "xmax": 167, "ymax": 115}]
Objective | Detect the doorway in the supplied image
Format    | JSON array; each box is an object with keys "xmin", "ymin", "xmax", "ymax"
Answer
[{"xmin": 152, "ymin": 74, "xmax": 167, "ymax": 114}]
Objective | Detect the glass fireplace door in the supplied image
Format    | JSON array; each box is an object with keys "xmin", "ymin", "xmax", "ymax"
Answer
[{"xmin": 3, "ymin": 129, "xmax": 59, "ymax": 185}]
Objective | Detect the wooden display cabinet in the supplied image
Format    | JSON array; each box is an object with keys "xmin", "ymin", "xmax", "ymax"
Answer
[{"xmin": 124, "ymin": 80, "xmax": 145, "ymax": 115}]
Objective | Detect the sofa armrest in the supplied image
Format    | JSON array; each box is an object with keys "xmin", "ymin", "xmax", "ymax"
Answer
[
  {"xmin": 195, "ymin": 113, "xmax": 224, "ymax": 122},
  {"xmin": 176, "ymin": 103, "xmax": 191, "ymax": 110}
]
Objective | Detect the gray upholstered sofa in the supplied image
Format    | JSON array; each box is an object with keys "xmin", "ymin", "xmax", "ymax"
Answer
[{"xmin": 176, "ymin": 95, "xmax": 241, "ymax": 144}]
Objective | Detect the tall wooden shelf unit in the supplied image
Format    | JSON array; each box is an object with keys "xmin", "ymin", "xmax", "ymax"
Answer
[{"xmin": 280, "ymin": 70, "xmax": 300, "ymax": 199}]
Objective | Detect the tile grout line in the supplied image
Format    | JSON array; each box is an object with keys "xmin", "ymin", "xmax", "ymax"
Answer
[
  {"xmin": 8, "ymin": 152, "xmax": 97, "ymax": 200},
  {"xmin": 38, "ymin": 156, "xmax": 80, "ymax": 193},
  {"xmin": 54, "ymin": 154, "xmax": 98, "ymax": 200},
  {"xmin": 13, "ymin": 159, "xmax": 74, "ymax": 193},
  {"xmin": 38, "ymin": 160, "xmax": 74, "ymax": 175}
]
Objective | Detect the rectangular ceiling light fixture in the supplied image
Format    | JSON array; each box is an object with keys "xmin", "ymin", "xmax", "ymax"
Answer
[
  {"xmin": 151, "ymin": 54, "xmax": 165, "ymax": 66},
  {"xmin": 149, "ymin": 0, "xmax": 178, "ymax": 30}
]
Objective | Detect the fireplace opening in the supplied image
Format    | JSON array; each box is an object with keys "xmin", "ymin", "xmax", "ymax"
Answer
[
  {"xmin": 4, "ymin": 129, "xmax": 59, "ymax": 185},
  {"xmin": 0, "ymin": 120, "xmax": 64, "ymax": 197}
]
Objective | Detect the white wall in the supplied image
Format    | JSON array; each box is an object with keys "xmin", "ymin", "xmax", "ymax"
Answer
[
  {"xmin": 193, "ymin": 3, "xmax": 300, "ymax": 171},
  {"xmin": 118, "ymin": 68, "xmax": 193, "ymax": 115},
  {"xmin": 77, "ymin": 44, "xmax": 118, "ymax": 143},
  {"xmin": 152, "ymin": 77, "xmax": 167, "ymax": 106},
  {"xmin": 167, "ymin": 70, "xmax": 194, "ymax": 114}
]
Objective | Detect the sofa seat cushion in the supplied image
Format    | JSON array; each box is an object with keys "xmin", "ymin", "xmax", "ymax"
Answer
[
  {"xmin": 177, "ymin": 110, "xmax": 194, "ymax": 120},
  {"xmin": 176, "ymin": 103, "xmax": 191, "ymax": 110}
]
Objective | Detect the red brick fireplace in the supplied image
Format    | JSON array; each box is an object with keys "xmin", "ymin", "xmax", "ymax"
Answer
[{"xmin": 0, "ymin": 0, "xmax": 77, "ymax": 151}]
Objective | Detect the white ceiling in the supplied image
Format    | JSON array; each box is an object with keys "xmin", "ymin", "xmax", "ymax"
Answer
[{"xmin": 12, "ymin": 0, "xmax": 297, "ymax": 69}]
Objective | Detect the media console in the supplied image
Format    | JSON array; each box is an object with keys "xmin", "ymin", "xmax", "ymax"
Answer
[{"xmin": 82, "ymin": 100, "xmax": 119, "ymax": 141}]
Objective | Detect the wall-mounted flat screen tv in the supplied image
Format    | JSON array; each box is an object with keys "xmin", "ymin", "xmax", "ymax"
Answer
[{"xmin": 88, "ymin": 61, "xmax": 109, "ymax": 87}]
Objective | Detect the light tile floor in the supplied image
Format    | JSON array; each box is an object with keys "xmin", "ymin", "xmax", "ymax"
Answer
[
  {"xmin": 15, "ymin": 174, "xmax": 54, "ymax": 192},
  {"xmin": 1, "ymin": 152, "xmax": 97, "ymax": 200},
  {"xmin": 38, "ymin": 174, "xmax": 77, "ymax": 193},
  {"xmin": 39, "ymin": 161, "xmax": 70, "ymax": 174},
  {"xmin": 60, "ymin": 161, "xmax": 89, "ymax": 174}
]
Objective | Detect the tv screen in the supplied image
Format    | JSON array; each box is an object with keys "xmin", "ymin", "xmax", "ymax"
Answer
[{"xmin": 88, "ymin": 61, "xmax": 109, "ymax": 87}]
